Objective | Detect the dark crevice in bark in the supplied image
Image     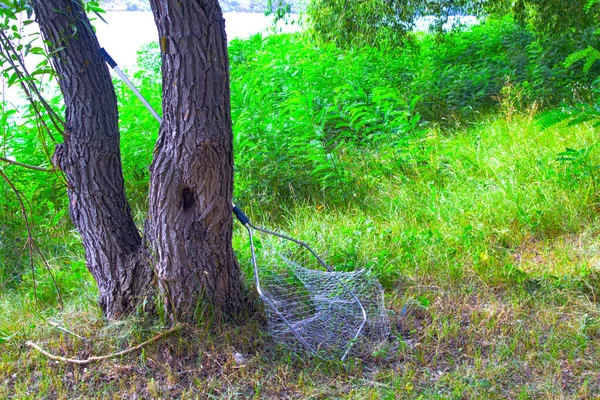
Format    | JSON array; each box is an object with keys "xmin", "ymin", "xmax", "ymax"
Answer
[{"xmin": 181, "ymin": 187, "xmax": 195, "ymax": 211}]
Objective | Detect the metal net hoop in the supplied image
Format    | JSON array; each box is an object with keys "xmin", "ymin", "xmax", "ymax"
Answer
[{"xmin": 250, "ymin": 228, "xmax": 390, "ymax": 359}]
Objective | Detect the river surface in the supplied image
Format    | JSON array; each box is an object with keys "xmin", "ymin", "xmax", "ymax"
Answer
[
  {"xmin": 0, "ymin": 11, "xmax": 299, "ymax": 104},
  {"xmin": 94, "ymin": 11, "xmax": 300, "ymax": 68}
]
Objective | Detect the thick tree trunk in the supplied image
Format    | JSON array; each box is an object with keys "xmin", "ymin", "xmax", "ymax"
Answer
[
  {"xmin": 32, "ymin": 0, "xmax": 153, "ymax": 318},
  {"xmin": 31, "ymin": 0, "xmax": 244, "ymax": 323},
  {"xmin": 146, "ymin": 0, "xmax": 244, "ymax": 321}
]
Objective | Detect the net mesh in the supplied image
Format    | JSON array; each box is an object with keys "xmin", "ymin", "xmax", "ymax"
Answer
[{"xmin": 254, "ymin": 232, "xmax": 390, "ymax": 359}]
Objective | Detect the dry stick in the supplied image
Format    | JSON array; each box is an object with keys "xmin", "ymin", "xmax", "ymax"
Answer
[{"xmin": 26, "ymin": 324, "xmax": 183, "ymax": 365}]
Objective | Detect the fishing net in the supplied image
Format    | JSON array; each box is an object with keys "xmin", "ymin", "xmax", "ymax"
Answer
[{"xmin": 250, "ymin": 229, "xmax": 390, "ymax": 360}]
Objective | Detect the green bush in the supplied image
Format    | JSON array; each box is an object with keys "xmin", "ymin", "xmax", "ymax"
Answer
[
  {"xmin": 3, "ymin": 18, "xmax": 600, "ymax": 289},
  {"xmin": 115, "ymin": 21, "xmax": 600, "ymax": 210},
  {"xmin": 228, "ymin": 34, "xmax": 425, "ymax": 206},
  {"xmin": 128, "ymin": 35, "xmax": 427, "ymax": 208},
  {"xmin": 0, "ymin": 96, "xmax": 70, "ymax": 288},
  {"xmin": 408, "ymin": 17, "xmax": 600, "ymax": 121}
]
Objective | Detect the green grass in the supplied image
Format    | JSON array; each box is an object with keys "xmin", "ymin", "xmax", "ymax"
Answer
[
  {"xmin": 2, "ymin": 111, "xmax": 599, "ymax": 398},
  {"xmin": 238, "ymin": 110, "xmax": 600, "ymax": 285}
]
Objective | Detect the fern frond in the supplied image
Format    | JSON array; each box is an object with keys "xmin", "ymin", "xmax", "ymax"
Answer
[
  {"xmin": 537, "ymin": 107, "xmax": 577, "ymax": 129},
  {"xmin": 566, "ymin": 112, "xmax": 598, "ymax": 127},
  {"xmin": 538, "ymin": 104, "xmax": 600, "ymax": 130},
  {"xmin": 565, "ymin": 46, "xmax": 600, "ymax": 72}
]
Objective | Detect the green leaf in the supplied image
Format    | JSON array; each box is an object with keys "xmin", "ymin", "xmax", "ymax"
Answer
[
  {"xmin": 565, "ymin": 47, "xmax": 600, "ymax": 73},
  {"xmin": 0, "ymin": 330, "xmax": 15, "ymax": 343}
]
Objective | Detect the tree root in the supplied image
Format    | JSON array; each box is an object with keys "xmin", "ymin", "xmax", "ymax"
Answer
[{"xmin": 26, "ymin": 323, "xmax": 182, "ymax": 365}]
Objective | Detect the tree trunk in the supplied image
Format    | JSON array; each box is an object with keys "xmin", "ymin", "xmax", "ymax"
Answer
[
  {"xmin": 32, "ymin": 0, "xmax": 153, "ymax": 318},
  {"xmin": 31, "ymin": 0, "xmax": 244, "ymax": 323},
  {"xmin": 146, "ymin": 0, "xmax": 244, "ymax": 322}
]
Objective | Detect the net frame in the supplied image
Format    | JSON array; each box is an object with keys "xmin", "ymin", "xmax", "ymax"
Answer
[{"xmin": 242, "ymin": 220, "xmax": 390, "ymax": 360}]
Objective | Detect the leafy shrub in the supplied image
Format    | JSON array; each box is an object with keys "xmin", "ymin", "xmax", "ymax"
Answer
[
  {"xmin": 116, "ymin": 49, "xmax": 161, "ymax": 210},
  {"xmin": 132, "ymin": 35, "xmax": 428, "ymax": 208},
  {"xmin": 120, "ymin": 22, "xmax": 600, "ymax": 210},
  {"xmin": 408, "ymin": 17, "xmax": 600, "ymax": 122},
  {"xmin": 0, "ymin": 94, "xmax": 70, "ymax": 287},
  {"xmin": 4, "ymin": 17, "xmax": 599, "ymax": 289},
  {"xmin": 228, "ymin": 34, "xmax": 425, "ymax": 206},
  {"xmin": 306, "ymin": 0, "xmax": 419, "ymax": 49}
]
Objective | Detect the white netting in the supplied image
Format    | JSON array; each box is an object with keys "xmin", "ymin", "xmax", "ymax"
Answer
[{"xmin": 253, "ymin": 232, "xmax": 390, "ymax": 359}]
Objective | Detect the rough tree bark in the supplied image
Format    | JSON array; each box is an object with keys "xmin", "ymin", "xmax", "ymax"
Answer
[
  {"xmin": 32, "ymin": 0, "xmax": 153, "ymax": 318},
  {"xmin": 31, "ymin": 0, "xmax": 245, "ymax": 322},
  {"xmin": 146, "ymin": 0, "xmax": 245, "ymax": 321}
]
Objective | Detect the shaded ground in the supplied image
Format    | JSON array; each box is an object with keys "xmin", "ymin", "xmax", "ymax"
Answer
[{"xmin": 2, "ymin": 277, "xmax": 599, "ymax": 399}]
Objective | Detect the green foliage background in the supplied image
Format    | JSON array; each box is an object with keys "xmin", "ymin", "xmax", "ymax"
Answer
[{"xmin": 1, "ymin": 2, "xmax": 600, "ymax": 309}]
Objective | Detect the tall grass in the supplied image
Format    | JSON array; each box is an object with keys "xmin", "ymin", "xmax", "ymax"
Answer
[
  {"xmin": 3, "ymin": 109, "xmax": 599, "ymax": 398},
  {"xmin": 234, "ymin": 113, "xmax": 600, "ymax": 289}
]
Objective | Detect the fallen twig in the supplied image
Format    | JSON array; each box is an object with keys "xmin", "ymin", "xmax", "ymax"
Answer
[{"xmin": 26, "ymin": 323, "xmax": 182, "ymax": 365}]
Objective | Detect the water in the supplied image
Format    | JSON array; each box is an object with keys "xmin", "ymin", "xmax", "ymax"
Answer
[
  {"xmin": 94, "ymin": 11, "xmax": 299, "ymax": 68},
  {"xmin": 1, "ymin": 10, "xmax": 298, "ymax": 100},
  {"xmin": 414, "ymin": 15, "xmax": 478, "ymax": 32}
]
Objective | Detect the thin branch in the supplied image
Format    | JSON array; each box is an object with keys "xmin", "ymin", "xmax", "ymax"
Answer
[
  {"xmin": 0, "ymin": 168, "xmax": 38, "ymax": 304},
  {"xmin": 0, "ymin": 156, "xmax": 55, "ymax": 172},
  {"xmin": 48, "ymin": 320, "xmax": 87, "ymax": 341},
  {"xmin": 26, "ymin": 324, "xmax": 183, "ymax": 365},
  {"xmin": 0, "ymin": 29, "xmax": 66, "ymax": 137},
  {"xmin": 0, "ymin": 168, "xmax": 63, "ymax": 307},
  {"xmin": 0, "ymin": 30, "xmax": 70, "ymax": 188}
]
